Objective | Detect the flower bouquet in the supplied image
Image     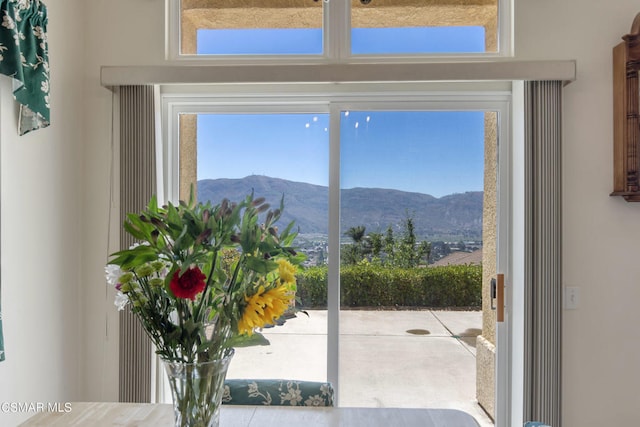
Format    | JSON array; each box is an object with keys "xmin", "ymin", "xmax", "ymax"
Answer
[{"xmin": 105, "ymin": 191, "xmax": 305, "ymax": 427}]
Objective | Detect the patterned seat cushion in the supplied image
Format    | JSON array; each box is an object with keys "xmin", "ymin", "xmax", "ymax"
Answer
[{"xmin": 222, "ymin": 379, "xmax": 334, "ymax": 407}]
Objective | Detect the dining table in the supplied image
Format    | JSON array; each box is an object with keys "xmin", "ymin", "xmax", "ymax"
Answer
[{"xmin": 18, "ymin": 401, "xmax": 482, "ymax": 426}]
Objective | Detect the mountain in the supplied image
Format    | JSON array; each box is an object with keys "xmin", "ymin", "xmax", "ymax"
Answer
[{"xmin": 197, "ymin": 175, "xmax": 483, "ymax": 241}]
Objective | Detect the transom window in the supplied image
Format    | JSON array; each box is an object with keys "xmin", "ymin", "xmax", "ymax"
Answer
[{"xmin": 169, "ymin": 0, "xmax": 510, "ymax": 60}]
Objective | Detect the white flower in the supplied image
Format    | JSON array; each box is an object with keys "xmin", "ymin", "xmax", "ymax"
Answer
[
  {"xmin": 40, "ymin": 79, "xmax": 48, "ymax": 93},
  {"xmin": 320, "ymin": 383, "xmax": 331, "ymax": 395},
  {"xmin": 105, "ymin": 264, "xmax": 123, "ymax": 287},
  {"xmin": 304, "ymin": 395, "xmax": 325, "ymax": 406},
  {"xmin": 33, "ymin": 26, "xmax": 44, "ymax": 39},
  {"xmin": 15, "ymin": 0, "xmax": 31, "ymax": 12},
  {"xmin": 129, "ymin": 242, "xmax": 149, "ymax": 249},
  {"xmin": 280, "ymin": 384, "xmax": 303, "ymax": 405},
  {"xmin": 2, "ymin": 14, "xmax": 15, "ymax": 31},
  {"xmin": 169, "ymin": 310, "xmax": 179, "ymax": 325},
  {"xmin": 114, "ymin": 291, "xmax": 129, "ymax": 311}
]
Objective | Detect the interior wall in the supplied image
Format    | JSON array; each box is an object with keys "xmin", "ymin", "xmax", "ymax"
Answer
[
  {"xmin": 80, "ymin": 0, "xmax": 166, "ymax": 405},
  {"xmin": 515, "ymin": 3, "xmax": 640, "ymax": 426},
  {"xmin": 78, "ymin": 1, "xmax": 640, "ymax": 427},
  {"xmin": 0, "ymin": 0, "xmax": 85, "ymax": 425}
]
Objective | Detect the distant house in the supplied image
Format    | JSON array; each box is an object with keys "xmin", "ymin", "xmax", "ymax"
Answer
[{"xmin": 431, "ymin": 249, "xmax": 482, "ymax": 267}]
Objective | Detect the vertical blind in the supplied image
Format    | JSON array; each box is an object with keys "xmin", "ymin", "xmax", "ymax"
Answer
[
  {"xmin": 118, "ymin": 85, "xmax": 156, "ymax": 402},
  {"xmin": 523, "ymin": 80, "xmax": 563, "ymax": 426}
]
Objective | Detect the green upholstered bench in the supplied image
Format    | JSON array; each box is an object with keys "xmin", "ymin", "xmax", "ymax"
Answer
[{"xmin": 222, "ymin": 379, "xmax": 334, "ymax": 407}]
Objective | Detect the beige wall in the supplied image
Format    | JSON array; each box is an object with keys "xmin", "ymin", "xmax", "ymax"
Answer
[{"xmin": 1, "ymin": 1, "xmax": 639, "ymax": 426}]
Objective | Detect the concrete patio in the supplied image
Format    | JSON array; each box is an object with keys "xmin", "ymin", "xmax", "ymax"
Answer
[{"xmin": 227, "ymin": 309, "xmax": 494, "ymax": 427}]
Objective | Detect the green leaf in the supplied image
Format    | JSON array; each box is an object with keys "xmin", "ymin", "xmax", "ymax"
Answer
[
  {"xmin": 146, "ymin": 195, "xmax": 160, "ymax": 214},
  {"xmin": 278, "ymin": 221, "xmax": 298, "ymax": 246},
  {"xmin": 123, "ymin": 213, "xmax": 155, "ymax": 241},
  {"xmin": 286, "ymin": 251, "xmax": 308, "ymax": 266},
  {"xmin": 226, "ymin": 332, "xmax": 270, "ymax": 348},
  {"xmin": 109, "ymin": 245, "xmax": 159, "ymax": 269},
  {"xmin": 244, "ymin": 256, "xmax": 278, "ymax": 274}
]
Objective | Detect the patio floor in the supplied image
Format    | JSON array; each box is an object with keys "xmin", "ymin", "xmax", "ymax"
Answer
[{"xmin": 227, "ymin": 309, "xmax": 494, "ymax": 427}]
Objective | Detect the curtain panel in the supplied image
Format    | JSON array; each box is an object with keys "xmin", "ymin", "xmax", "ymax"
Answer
[
  {"xmin": 0, "ymin": 0, "xmax": 49, "ymax": 135},
  {"xmin": 523, "ymin": 80, "xmax": 563, "ymax": 427},
  {"xmin": 118, "ymin": 85, "xmax": 156, "ymax": 402}
]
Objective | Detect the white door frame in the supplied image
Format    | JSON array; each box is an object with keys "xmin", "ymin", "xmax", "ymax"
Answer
[
  {"xmin": 489, "ymin": 80, "xmax": 526, "ymax": 427},
  {"xmin": 159, "ymin": 83, "xmax": 522, "ymax": 426}
]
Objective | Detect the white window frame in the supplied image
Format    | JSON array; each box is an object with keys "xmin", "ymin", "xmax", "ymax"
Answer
[
  {"xmin": 158, "ymin": 82, "xmax": 523, "ymax": 427},
  {"xmin": 165, "ymin": 0, "xmax": 513, "ymax": 62}
]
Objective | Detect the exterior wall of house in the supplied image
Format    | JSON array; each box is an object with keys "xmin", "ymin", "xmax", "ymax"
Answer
[
  {"xmin": 1, "ymin": 0, "xmax": 636, "ymax": 426},
  {"xmin": 0, "ymin": 1, "xmax": 85, "ymax": 425},
  {"xmin": 477, "ymin": 112, "xmax": 498, "ymax": 419}
]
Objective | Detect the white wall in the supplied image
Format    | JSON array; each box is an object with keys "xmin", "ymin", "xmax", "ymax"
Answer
[
  {"xmin": 0, "ymin": 1, "xmax": 628, "ymax": 426},
  {"xmin": 79, "ymin": 0, "xmax": 166, "ymax": 406},
  {"xmin": 515, "ymin": 2, "xmax": 640, "ymax": 426},
  {"xmin": 0, "ymin": 1, "xmax": 85, "ymax": 425}
]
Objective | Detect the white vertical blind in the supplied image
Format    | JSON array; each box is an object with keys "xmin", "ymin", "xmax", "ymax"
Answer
[
  {"xmin": 523, "ymin": 80, "xmax": 563, "ymax": 426},
  {"xmin": 118, "ymin": 85, "xmax": 157, "ymax": 402}
]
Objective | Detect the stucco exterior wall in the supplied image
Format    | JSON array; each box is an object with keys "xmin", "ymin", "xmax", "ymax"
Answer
[{"xmin": 476, "ymin": 112, "xmax": 498, "ymax": 419}]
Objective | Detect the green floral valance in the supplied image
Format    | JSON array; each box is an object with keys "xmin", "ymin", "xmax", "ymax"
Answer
[{"xmin": 0, "ymin": 0, "xmax": 49, "ymax": 135}]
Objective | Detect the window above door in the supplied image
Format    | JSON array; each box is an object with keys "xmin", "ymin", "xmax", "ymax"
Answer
[{"xmin": 168, "ymin": 0, "xmax": 512, "ymax": 61}]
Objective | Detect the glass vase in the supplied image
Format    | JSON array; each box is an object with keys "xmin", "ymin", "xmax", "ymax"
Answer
[{"xmin": 163, "ymin": 349, "xmax": 234, "ymax": 427}]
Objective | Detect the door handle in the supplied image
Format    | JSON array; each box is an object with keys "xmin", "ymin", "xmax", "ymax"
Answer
[
  {"xmin": 496, "ymin": 273, "xmax": 504, "ymax": 322},
  {"xmin": 491, "ymin": 274, "xmax": 505, "ymax": 322}
]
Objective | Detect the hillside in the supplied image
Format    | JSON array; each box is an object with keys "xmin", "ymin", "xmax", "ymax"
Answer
[{"xmin": 198, "ymin": 175, "xmax": 483, "ymax": 241}]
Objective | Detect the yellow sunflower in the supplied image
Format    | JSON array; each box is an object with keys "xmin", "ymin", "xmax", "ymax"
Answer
[
  {"xmin": 276, "ymin": 258, "xmax": 297, "ymax": 288},
  {"xmin": 238, "ymin": 283, "xmax": 294, "ymax": 335}
]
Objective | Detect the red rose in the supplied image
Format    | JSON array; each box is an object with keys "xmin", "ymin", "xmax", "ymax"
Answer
[{"xmin": 169, "ymin": 267, "xmax": 206, "ymax": 300}]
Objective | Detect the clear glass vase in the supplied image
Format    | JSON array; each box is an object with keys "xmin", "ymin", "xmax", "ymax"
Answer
[{"xmin": 163, "ymin": 349, "xmax": 234, "ymax": 427}]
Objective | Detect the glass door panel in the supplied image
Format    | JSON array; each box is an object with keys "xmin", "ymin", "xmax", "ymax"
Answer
[
  {"xmin": 338, "ymin": 110, "xmax": 495, "ymax": 426},
  {"xmin": 185, "ymin": 112, "xmax": 330, "ymax": 382}
]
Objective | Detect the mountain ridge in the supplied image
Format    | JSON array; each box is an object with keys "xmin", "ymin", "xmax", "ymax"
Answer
[{"xmin": 198, "ymin": 175, "xmax": 482, "ymax": 241}]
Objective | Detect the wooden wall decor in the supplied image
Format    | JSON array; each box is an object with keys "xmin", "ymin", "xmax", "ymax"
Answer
[{"xmin": 612, "ymin": 12, "xmax": 640, "ymax": 201}]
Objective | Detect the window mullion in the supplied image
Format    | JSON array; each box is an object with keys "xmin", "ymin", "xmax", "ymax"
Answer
[{"xmin": 327, "ymin": 103, "xmax": 342, "ymax": 402}]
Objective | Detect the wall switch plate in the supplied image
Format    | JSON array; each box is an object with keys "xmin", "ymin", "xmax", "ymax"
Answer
[{"xmin": 564, "ymin": 286, "xmax": 580, "ymax": 310}]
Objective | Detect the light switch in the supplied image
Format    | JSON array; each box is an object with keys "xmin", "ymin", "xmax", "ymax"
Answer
[{"xmin": 564, "ymin": 286, "xmax": 580, "ymax": 310}]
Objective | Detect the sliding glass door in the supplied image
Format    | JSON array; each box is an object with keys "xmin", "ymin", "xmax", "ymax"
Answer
[{"xmin": 161, "ymin": 93, "xmax": 511, "ymax": 427}]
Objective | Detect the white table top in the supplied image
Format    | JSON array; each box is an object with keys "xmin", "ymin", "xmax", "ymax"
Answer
[{"xmin": 19, "ymin": 402, "xmax": 482, "ymax": 426}]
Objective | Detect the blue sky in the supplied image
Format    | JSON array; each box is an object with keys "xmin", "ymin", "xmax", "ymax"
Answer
[
  {"xmin": 196, "ymin": 111, "xmax": 484, "ymax": 198},
  {"xmin": 197, "ymin": 26, "xmax": 485, "ymax": 55},
  {"xmin": 197, "ymin": 113, "xmax": 330, "ymax": 187},
  {"xmin": 195, "ymin": 26, "xmax": 486, "ymax": 198}
]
